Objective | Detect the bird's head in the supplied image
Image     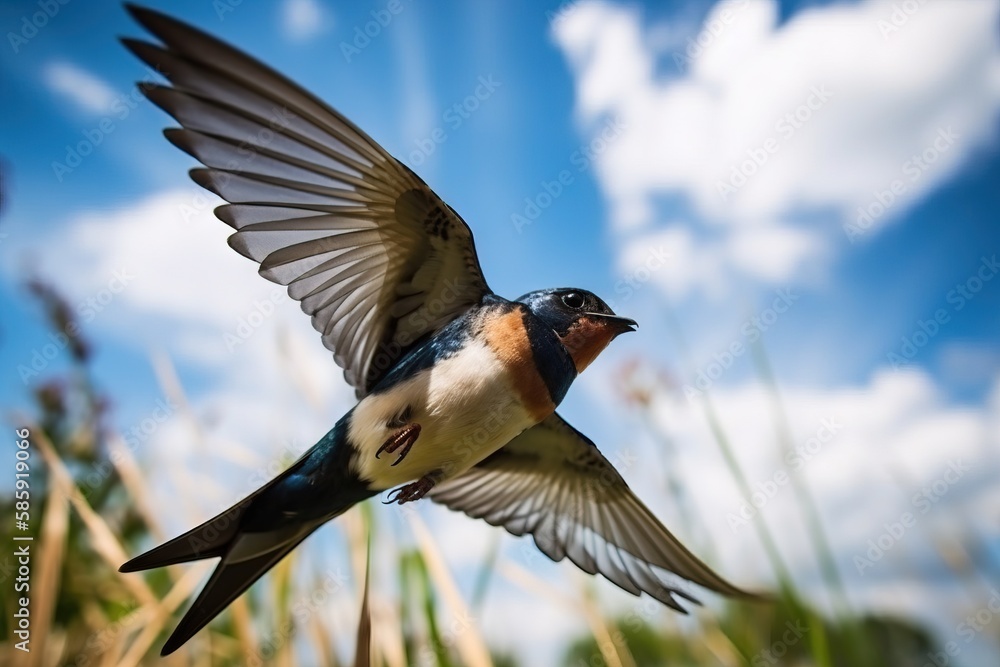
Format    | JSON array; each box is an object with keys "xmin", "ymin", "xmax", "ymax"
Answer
[{"xmin": 517, "ymin": 288, "xmax": 637, "ymax": 373}]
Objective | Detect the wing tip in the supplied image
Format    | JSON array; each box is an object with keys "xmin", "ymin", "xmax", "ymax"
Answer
[
  {"xmin": 160, "ymin": 622, "xmax": 194, "ymax": 656},
  {"xmin": 118, "ymin": 35, "xmax": 154, "ymax": 60},
  {"xmin": 125, "ymin": 3, "xmax": 192, "ymax": 46},
  {"xmin": 732, "ymin": 586, "xmax": 775, "ymax": 602},
  {"xmin": 118, "ymin": 558, "xmax": 141, "ymax": 574},
  {"xmin": 139, "ymin": 82, "xmax": 176, "ymax": 113},
  {"xmin": 190, "ymin": 168, "xmax": 221, "ymax": 196},
  {"xmin": 226, "ymin": 230, "xmax": 260, "ymax": 261},
  {"xmin": 215, "ymin": 204, "xmax": 236, "ymax": 224},
  {"xmin": 118, "ymin": 549, "xmax": 161, "ymax": 573},
  {"xmin": 164, "ymin": 127, "xmax": 197, "ymax": 158},
  {"xmin": 122, "ymin": 2, "xmax": 151, "ymax": 23},
  {"xmin": 124, "ymin": 3, "xmax": 173, "ymax": 39}
]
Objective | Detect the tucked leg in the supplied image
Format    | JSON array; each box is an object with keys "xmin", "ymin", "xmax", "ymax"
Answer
[
  {"xmin": 376, "ymin": 423, "xmax": 422, "ymax": 466},
  {"xmin": 383, "ymin": 473, "xmax": 439, "ymax": 505}
]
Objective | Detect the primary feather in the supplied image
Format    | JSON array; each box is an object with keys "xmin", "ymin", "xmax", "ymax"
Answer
[{"xmin": 124, "ymin": 3, "xmax": 490, "ymax": 397}]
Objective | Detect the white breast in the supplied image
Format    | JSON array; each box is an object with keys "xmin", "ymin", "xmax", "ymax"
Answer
[{"xmin": 349, "ymin": 339, "xmax": 535, "ymax": 490}]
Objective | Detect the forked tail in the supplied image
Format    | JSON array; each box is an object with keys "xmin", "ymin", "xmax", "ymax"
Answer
[{"xmin": 120, "ymin": 420, "xmax": 373, "ymax": 654}]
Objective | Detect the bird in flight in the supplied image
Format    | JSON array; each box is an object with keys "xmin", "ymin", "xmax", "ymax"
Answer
[{"xmin": 119, "ymin": 5, "xmax": 755, "ymax": 655}]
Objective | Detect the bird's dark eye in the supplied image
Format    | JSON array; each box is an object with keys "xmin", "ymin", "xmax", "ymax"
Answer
[{"xmin": 561, "ymin": 292, "xmax": 585, "ymax": 309}]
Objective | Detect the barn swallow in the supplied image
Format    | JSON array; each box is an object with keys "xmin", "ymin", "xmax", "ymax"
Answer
[{"xmin": 119, "ymin": 5, "xmax": 755, "ymax": 655}]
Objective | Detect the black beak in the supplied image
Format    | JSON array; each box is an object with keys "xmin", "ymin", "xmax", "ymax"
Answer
[{"xmin": 586, "ymin": 312, "xmax": 638, "ymax": 334}]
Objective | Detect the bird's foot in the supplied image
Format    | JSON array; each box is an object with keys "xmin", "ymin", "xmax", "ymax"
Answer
[
  {"xmin": 376, "ymin": 423, "xmax": 421, "ymax": 467},
  {"xmin": 383, "ymin": 474, "xmax": 438, "ymax": 505}
]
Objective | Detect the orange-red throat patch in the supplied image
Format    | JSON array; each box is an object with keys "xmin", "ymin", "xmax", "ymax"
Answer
[
  {"xmin": 482, "ymin": 309, "xmax": 555, "ymax": 422},
  {"xmin": 558, "ymin": 317, "xmax": 618, "ymax": 374}
]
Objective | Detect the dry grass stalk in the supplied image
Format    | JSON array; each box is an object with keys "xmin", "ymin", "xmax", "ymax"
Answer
[
  {"xmin": 116, "ymin": 562, "xmax": 211, "ymax": 666},
  {"xmin": 409, "ymin": 513, "xmax": 494, "ymax": 667},
  {"xmin": 28, "ymin": 479, "xmax": 68, "ymax": 667},
  {"xmin": 499, "ymin": 560, "xmax": 626, "ymax": 667},
  {"xmin": 30, "ymin": 423, "xmax": 158, "ymax": 608}
]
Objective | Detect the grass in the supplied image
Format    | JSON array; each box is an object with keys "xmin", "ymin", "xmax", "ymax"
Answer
[{"xmin": 2, "ymin": 281, "xmax": 995, "ymax": 666}]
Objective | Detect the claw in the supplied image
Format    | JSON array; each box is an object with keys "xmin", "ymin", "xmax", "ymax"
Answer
[
  {"xmin": 376, "ymin": 423, "xmax": 421, "ymax": 466},
  {"xmin": 383, "ymin": 474, "xmax": 438, "ymax": 505}
]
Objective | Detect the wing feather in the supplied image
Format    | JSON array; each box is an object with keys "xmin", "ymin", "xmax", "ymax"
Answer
[
  {"xmin": 431, "ymin": 413, "xmax": 758, "ymax": 608},
  {"xmin": 125, "ymin": 6, "xmax": 490, "ymax": 397}
]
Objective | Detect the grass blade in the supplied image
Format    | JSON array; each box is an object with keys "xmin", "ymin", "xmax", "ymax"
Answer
[{"xmin": 409, "ymin": 513, "xmax": 493, "ymax": 667}]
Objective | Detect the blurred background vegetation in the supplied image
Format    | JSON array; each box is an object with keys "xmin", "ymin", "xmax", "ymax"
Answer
[{"xmin": 4, "ymin": 279, "xmax": 994, "ymax": 667}]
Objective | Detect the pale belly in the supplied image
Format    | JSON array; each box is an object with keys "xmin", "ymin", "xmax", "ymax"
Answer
[{"xmin": 348, "ymin": 339, "xmax": 538, "ymax": 490}]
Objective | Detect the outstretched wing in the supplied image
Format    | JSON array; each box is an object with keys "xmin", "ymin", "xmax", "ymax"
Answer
[
  {"xmin": 431, "ymin": 413, "xmax": 756, "ymax": 610},
  {"xmin": 124, "ymin": 5, "xmax": 491, "ymax": 397}
]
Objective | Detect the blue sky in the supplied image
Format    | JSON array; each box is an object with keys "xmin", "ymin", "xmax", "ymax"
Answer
[{"xmin": 3, "ymin": 0, "xmax": 1000, "ymax": 664}]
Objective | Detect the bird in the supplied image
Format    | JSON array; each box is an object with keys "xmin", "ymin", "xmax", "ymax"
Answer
[{"xmin": 118, "ymin": 4, "xmax": 756, "ymax": 655}]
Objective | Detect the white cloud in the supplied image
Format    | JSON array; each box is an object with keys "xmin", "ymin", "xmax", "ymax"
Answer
[
  {"xmin": 43, "ymin": 61, "xmax": 118, "ymax": 115},
  {"xmin": 282, "ymin": 0, "xmax": 330, "ymax": 42},
  {"xmin": 573, "ymin": 361, "xmax": 999, "ymax": 628},
  {"xmin": 5, "ymin": 186, "xmax": 356, "ymax": 417},
  {"xmin": 554, "ymin": 0, "xmax": 1000, "ymax": 298},
  {"xmin": 26, "ymin": 189, "xmax": 266, "ymax": 342},
  {"xmin": 617, "ymin": 222, "xmax": 820, "ymax": 300},
  {"xmin": 618, "ymin": 225, "xmax": 724, "ymax": 299},
  {"xmin": 725, "ymin": 223, "xmax": 821, "ymax": 283}
]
